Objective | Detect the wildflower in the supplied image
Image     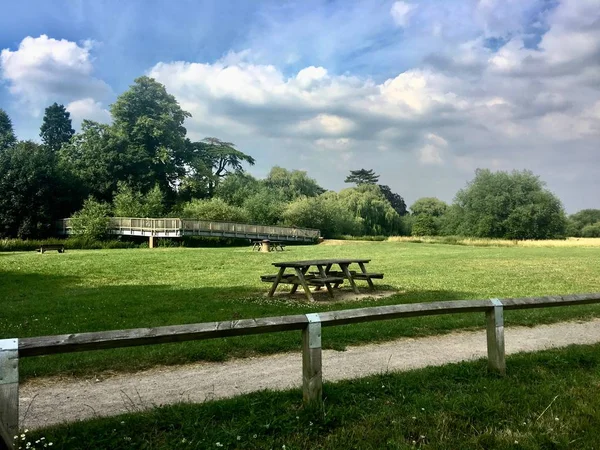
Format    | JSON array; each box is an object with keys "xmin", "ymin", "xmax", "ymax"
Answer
[
  {"xmin": 215, "ymin": 443, "xmax": 223, "ymax": 448},
  {"xmin": 514, "ymin": 441, "xmax": 519, "ymax": 444},
  {"xmin": 412, "ymin": 416, "xmax": 416, "ymax": 420},
  {"xmin": 309, "ymin": 421, "xmax": 313, "ymax": 426},
  {"xmin": 253, "ymin": 434, "xmax": 257, "ymax": 438},
  {"xmin": 421, "ymin": 408, "xmax": 425, "ymax": 411},
  {"xmin": 182, "ymin": 438, "xmax": 187, "ymax": 443},
  {"xmin": 237, "ymin": 436, "xmax": 241, "ymax": 441},
  {"xmin": 555, "ymin": 417, "xmax": 560, "ymax": 421}
]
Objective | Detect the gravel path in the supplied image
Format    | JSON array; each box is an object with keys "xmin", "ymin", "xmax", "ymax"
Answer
[{"xmin": 20, "ymin": 318, "xmax": 600, "ymax": 430}]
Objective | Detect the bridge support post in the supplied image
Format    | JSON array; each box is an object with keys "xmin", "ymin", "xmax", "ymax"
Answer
[{"xmin": 149, "ymin": 236, "xmax": 156, "ymax": 249}]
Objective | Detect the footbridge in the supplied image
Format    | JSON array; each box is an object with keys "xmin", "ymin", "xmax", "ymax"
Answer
[{"xmin": 57, "ymin": 217, "xmax": 320, "ymax": 247}]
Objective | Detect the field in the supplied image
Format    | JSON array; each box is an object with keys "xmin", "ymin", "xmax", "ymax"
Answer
[
  {"xmin": 28, "ymin": 343, "xmax": 600, "ymax": 449},
  {"xmin": 2, "ymin": 240, "xmax": 600, "ymax": 380}
]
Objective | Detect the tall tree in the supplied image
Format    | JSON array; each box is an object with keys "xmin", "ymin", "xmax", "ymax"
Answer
[
  {"xmin": 40, "ymin": 103, "xmax": 75, "ymax": 152},
  {"xmin": 344, "ymin": 169, "xmax": 379, "ymax": 185},
  {"xmin": 0, "ymin": 108, "xmax": 17, "ymax": 151},
  {"xmin": 410, "ymin": 197, "xmax": 448, "ymax": 216},
  {"xmin": 265, "ymin": 166, "xmax": 325, "ymax": 200},
  {"xmin": 187, "ymin": 137, "xmax": 255, "ymax": 197},
  {"xmin": 0, "ymin": 141, "xmax": 63, "ymax": 237},
  {"xmin": 110, "ymin": 76, "xmax": 191, "ymax": 198},
  {"xmin": 452, "ymin": 169, "xmax": 567, "ymax": 239},
  {"xmin": 379, "ymin": 185, "xmax": 407, "ymax": 216}
]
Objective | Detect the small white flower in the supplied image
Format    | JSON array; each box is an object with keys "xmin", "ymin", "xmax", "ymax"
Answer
[
  {"xmin": 309, "ymin": 421, "xmax": 313, "ymax": 426},
  {"xmin": 181, "ymin": 438, "xmax": 187, "ymax": 443},
  {"xmin": 253, "ymin": 434, "xmax": 257, "ymax": 438},
  {"xmin": 555, "ymin": 417, "xmax": 560, "ymax": 421},
  {"xmin": 514, "ymin": 440, "xmax": 519, "ymax": 444},
  {"xmin": 412, "ymin": 416, "xmax": 416, "ymax": 420},
  {"xmin": 421, "ymin": 408, "xmax": 425, "ymax": 411},
  {"xmin": 237, "ymin": 436, "xmax": 241, "ymax": 441},
  {"xmin": 215, "ymin": 443, "xmax": 223, "ymax": 448},
  {"xmin": 24, "ymin": 430, "xmax": 29, "ymax": 433}
]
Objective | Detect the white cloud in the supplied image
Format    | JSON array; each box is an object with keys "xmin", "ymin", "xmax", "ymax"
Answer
[
  {"xmin": 66, "ymin": 98, "xmax": 111, "ymax": 128},
  {"xmin": 0, "ymin": 35, "xmax": 110, "ymax": 115},
  {"xmin": 418, "ymin": 133, "xmax": 447, "ymax": 165},
  {"xmin": 390, "ymin": 1, "xmax": 416, "ymax": 28}
]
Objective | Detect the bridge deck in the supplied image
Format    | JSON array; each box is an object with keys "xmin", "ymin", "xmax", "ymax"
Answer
[{"xmin": 57, "ymin": 218, "xmax": 320, "ymax": 242}]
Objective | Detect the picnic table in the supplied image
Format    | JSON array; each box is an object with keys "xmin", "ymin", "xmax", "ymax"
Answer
[
  {"xmin": 261, "ymin": 259, "xmax": 383, "ymax": 301},
  {"xmin": 251, "ymin": 239, "xmax": 285, "ymax": 252}
]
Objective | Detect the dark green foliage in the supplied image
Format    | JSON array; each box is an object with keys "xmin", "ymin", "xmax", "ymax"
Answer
[
  {"xmin": 410, "ymin": 197, "xmax": 448, "ymax": 216},
  {"xmin": 567, "ymin": 209, "xmax": 600, "ymax": 237},
  {"xmin": 0, "ymin": 108, "xmax": 17, "ymax": 151},
  {"xmin": 112, "ymin": 183, "xmax": 165, "ymax": 217},
  {"xmin": 0, "ymin": 238, "xmax": 137, "ymax": 252},
  {"xmin": 411, "ymin": 214, "xmax": 437, "ymax": 236},
  {"xmin": 338, "ymin": 184, "xmax": 402, "ymax": 235},
  {"xmin": 581, "ymin": 223, "xmax": 600, "ymax": 237},
  {"xmin": 283, "ymin": 192, "xmax": 361, "ymax": 237},
  {"xmin": 214, "ymin": 172, "xmax": 261, "ymax": 207},
  {"xmin": 243, "ymin": 189, "xmax": 287, "ymax": 225},
  {"xmin": 265, "ymin": 166, "xmax": 325, "ymax": 200},
  {"xmin": 70, "ymin": 197, "xmax": 112, "ymax": 241},
  {"xmin": 59, "ymin": 120, "xmax": 150, "ymax": 203},
  {"xmin": 451, "ymin": 169, "xmax": 567, "ymax": 239},
  {"xmin": 379, "ymin": 184, "xmax": 407, "ymax": 216},
  {"xmin": 40, "ymin": 103, "xmax": 75, "ymax": 152},
  {"xmin": 344, "ymin": 168, "xmax": 379, "ymax": 185},
  {"xmin": 181, "ymin": 198, "xmax": 250, "ymax": 222},
  {"xmin": 111, "ymin": 76, "xmax": 191, "ymax": 199},
  {"xmin": 0, "ymin": 141, "xmax": 65, "ymax": 238}
]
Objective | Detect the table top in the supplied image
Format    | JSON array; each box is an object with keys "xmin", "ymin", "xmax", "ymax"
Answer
[{"xmin": 273, "ymin": 258, "xmax": 371, "ymax": 268}]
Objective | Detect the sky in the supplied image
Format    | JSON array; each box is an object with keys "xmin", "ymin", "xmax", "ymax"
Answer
[{"xmin": 1, "ymin": 0, "xmax": 599, "ymax": 213}]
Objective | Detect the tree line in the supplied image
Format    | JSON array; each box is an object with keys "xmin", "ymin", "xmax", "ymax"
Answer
[{"xmin": 0, "ymin": 76, "xmax": 597, "ymax": 241}]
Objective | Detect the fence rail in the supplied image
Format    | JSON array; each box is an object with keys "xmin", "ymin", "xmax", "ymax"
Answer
[
  {"xmin": 56, "ymin": 217, "xmax": 321, "ymax": 243},
  {"xmin": 2, "ymin": 293, "xmax": 600, "ymax": 449}
]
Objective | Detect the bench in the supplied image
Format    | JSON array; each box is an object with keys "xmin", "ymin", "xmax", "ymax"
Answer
[
  {"xmin": 38, "ymin": 244, "xmax": 65, "ymax": 254},
  {"xmin": 261, "ymin": 274, "xmax": 344, "ymax": 286}
]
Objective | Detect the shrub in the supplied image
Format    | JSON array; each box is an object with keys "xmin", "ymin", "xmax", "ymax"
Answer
[
  {"xmin": 181, "ymin": 198, "xmax": 250, "ymax": 223},
  {"xmin": 581, "ymin": 223, "xmax": 600, "ymax": 238},
  {"xmin": 70, "ymin": 197, "xmax": 112, "ymax": 241},
  {"xmin": 412, "ymin": 214, "xmax": 437, "ymax": 236}
]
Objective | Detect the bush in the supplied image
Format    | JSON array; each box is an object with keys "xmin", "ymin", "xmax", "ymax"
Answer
[
  {"xmin": 0, "ymin": 237, "xmax": 137, "ymax": 252},
  {"xmin": 181, "ymin": 198, "xmax": 250, "ymax": 223},
  {"xmin": 581, "ymin": 223, "xmax": 600, "ymax": 238},
  {"xmin": 70, "ymin": 197, "xmax": 112, "ymax": 240},
  {"xmin": 412, "ymin": 214, "xmax": 437, "ymax": 236}
]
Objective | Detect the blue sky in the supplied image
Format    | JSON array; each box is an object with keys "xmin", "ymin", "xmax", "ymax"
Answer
[{"xmin": 1, "ymin": 0, "xmax": 599, "ymax": 212}]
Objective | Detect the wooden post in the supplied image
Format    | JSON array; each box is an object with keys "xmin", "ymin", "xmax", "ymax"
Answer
[
  {"xmin": 0, "ymin": 339, "xmax": 18, "ymax": 450},
  {"xmin": 486, "ymin": 299, "xmax": 506, "ymax": 375},
  {"xmin": 302, "ymin": 314, "xmax": 323, "ymax": 407},
  {"xmin": 149, "ymin": 235, "xmax": 156, "ymax": 248}
]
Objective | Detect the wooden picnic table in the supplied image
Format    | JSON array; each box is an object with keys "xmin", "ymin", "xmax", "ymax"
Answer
[{"xmin": 261, "ymin": 258, "xmax": 383, "ymax": 301}]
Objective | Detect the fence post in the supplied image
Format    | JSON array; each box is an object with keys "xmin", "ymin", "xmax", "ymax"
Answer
[
  {"xmin": 486, "ymin": 299, "xmax": 506, "ymax": 375},
  {"xmin": 0, "ymin": 339, "xmax": 18, "ymax": 450},
  {"xmin": 302, "ymin": 314, "xmax": 323, "ymax": 407}
]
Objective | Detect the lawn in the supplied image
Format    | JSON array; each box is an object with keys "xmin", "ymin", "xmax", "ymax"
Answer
[
  {"xmin": 2, "ymin": 241, "xmax": 600, "ymax": 379},
  {"xmin": 27, "ymin": 342, "xmax": 600, "ymax": 449}
]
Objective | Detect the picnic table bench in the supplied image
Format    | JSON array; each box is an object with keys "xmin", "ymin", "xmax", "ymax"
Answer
[
  {"xmin": 261, "ymin": 258, "xmax": 383, "ymax": 301},
  {"xmin": 37, "ymin": 244, "xmax": 65, "ymax": 253}
]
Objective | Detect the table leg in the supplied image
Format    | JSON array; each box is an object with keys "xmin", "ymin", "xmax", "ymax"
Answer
[
  {"xmin": 290, "ymin": 267, "xmax": 308, "ymax": 294},
  {"xmin": 341, "ymin": 263, "xmax": 359, "ymax": 294},
  {"xmin": 359, "ymin": 262, "xmax": 375, "ymax": 290},
  {"xmin": 316, "ymin": 265, "xmax": 334, "ymax": 298},
  {"xmin": 268, "ymin": 267, "xmax": 285, "ymax": 297},
  {"xmin": 295, "ymin": 267, "xmax": 314, "ymax": 301}
]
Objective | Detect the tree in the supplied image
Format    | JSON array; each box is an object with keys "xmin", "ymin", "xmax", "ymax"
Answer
[
  {"xmin": 265, "ymin": 166, "xmax": 325, "ymax": 200},
  {"xmin": 567, "ymin": 209, "xmax": 600, "ymax": 237},
  {"xmin": 344, "ymin": 169, "xmax": 379, "ymax": 185},
  {"xmin": 379, "ymin": 185, "xmax": 407, "ymax": 216},
  {"xmin": 581, "ymin": 223, "xmax": 600, "ymax": 237},
  {"xmin": 59, "ymin": 120, "xmax": 150, "ymax": 203},
  {"xmin": 111, "ymin": 76, "xmax": 191, "ymax": 198},
  {"xmin": 188, "ymin": 138, "xmax": 255, "ymax": 197},
  {"xmin": 452, "ymin": 169, "xmax": 567, "ymax": 239},
  {"xmin": 243, "ymin": 188, "xmax": 287, "ymax": 225},
  {"xmin": 283, "ymin": 192, "xmax": 361, "ymax": 238},
  {"xmin": 113, "ymin": 182, "xmax": 165, "ymax": 217},
  {"xmin": 215, "ymin": 172, "xmax": 261, "ymax": 207},
  {"xmin": 70, "ymin": 197, "xmax": 112, "ymax": 241},
  {"xmin": 410, "ymin": 197, "xmax": 449, "ymax": 216},
  {"xmin": 0, "ymin": 108, "xmax": 17, "ymax": 151},
  {"xmin": 0, "ymin": 141, "xmax": 63, "ymax": 238},
  {"xmin": 338, "ymin": 184, "xmax": 402, "ymax": 235},
  {"xmin": 411, "ymin": 214, "xmax": 437, "ymax": 236},
  {"xmin": 181, "ymin": 198, "xmax": 250, "ymax": 223},
  {"xmin": 40, "ymin": 103, "xmax": 75, "ymax": 152}
]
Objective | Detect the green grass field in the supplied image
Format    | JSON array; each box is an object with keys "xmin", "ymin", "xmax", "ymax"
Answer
[
  {"xmin": 28, "ymin": 343, "xmax": 600, "ymax": 449},
  {"xmin": 2, "ymin": 241, "xmax": 600, "ymax": 379}
]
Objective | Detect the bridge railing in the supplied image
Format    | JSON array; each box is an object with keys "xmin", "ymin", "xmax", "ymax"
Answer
[
  {"xmin": 56, "ymin": 218, "xmax": 320, "ymax": 240},
  {"xmin": 2, "ymin": 293, "xmax": 600, "ymax": 448}
]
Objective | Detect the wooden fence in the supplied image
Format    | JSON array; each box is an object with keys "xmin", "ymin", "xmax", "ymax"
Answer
[{"xmin": 2, "ymin": 293, "xmax": 600, "ymax": 449}]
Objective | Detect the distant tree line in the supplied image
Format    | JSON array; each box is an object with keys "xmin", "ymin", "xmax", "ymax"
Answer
[{"xmin": 0, "ymin": 75, "xmax": 593, "ymax": 241}]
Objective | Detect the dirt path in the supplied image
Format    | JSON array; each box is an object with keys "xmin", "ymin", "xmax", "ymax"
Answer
[{"xmin": 20, "ymin": 318, "xmax": 600, "ymax": 430}]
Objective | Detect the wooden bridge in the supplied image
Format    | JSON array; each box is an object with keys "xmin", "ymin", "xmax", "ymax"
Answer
[{"xmin": 56, "ymin": 217, "xmax": 320, "ymax": 246}]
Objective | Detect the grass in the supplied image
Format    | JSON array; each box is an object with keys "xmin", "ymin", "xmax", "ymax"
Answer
[
  {"xmin": 388, "ymin": 236, "xmax": 600, "ymax": 248},
  {"xmin": 2, "ymin": 241, "xmax": 600, "ymax": 379},
  {"xmin": 29, "ymin": 342, "xmax": 600, "ymax": 449}
]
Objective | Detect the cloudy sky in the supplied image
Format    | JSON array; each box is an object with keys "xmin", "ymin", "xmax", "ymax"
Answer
[{"xmin": 1, "ymin": 0, "xmax": 599, "ymax": 212}]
